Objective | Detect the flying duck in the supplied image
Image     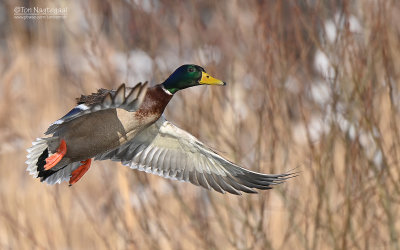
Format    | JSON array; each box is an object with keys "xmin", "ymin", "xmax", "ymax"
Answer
[{"xmin": 26, "ymin": 65, "xmax": 294, "ymax": 194}]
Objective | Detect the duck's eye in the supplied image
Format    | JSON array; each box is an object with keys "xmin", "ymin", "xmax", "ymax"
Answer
[{"xmin": 188, "ymin": 67, "xmax": 195, "ymax": 73}]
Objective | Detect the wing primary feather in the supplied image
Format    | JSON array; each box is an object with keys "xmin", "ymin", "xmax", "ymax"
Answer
[
  {"xmin": 195, "ymin": 171, "xmax": 211, "ymax": 190},
  {"xmin": 241, "ymin": 170, "xmax": 294, "ymax": 182},
  {"xmin": 223, "ymin": 175, "xmax": 258, "ymax": 193},
  {"xmin": 188, "ymin": 170, "xmax": 200, "ymax": 186},
  {"xmin": 201, "ymin": 157, "xmax": 213, "ymax": 174},
  {"xmin": 102, "ymin": 93, "xmax": 113, "ymax": 108},
  {"xmin": 206, "ymin": 157, "xmax": 228, "ymax": 176},
  {"xmin": 137, "ymin": 82, "xmax": 148, "ymax": 105},
  {"xmin": 213, "ymin": 175, "xmax": 241, "ymax": 195},
  {"xmin": 234, "ymin": 174, "xmax": 274, "ymax": 190},
  {"xmin": 216, "ymin": 159, "xmax": 245, "ymax": 176},
  {"xmin": 204, "ymin": 173, "xmax": 225, "ymax": 194},
  {"xmin": 113, "ymin": 84, "xmax": 126, "ymax": 105},
  {"xmin": 182, "ymin": 167, "xmax": 191, "ymax": 183},
  {"xmin": 237, "ymin": 172, "xmax": 279, "ymax": 186},
  {"xmin": 125, "ymin": 83, "xmax": 142, "ymax": 105}
]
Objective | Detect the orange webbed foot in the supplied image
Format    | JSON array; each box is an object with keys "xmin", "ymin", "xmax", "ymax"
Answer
[
  {"xmin": 44, "ymin": 139, "xmax": 67, "ymax": 170},
  {"xmin": 69, "ymin": 159, "xmax": 92, "ymax": 186}
]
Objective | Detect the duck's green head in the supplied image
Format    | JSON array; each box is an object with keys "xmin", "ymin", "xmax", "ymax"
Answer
[{"xmin": 162, "ymin": 64, "xmax": 226, "ymax": 94}]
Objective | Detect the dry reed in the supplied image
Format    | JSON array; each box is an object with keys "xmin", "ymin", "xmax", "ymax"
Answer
[{"xmin": 0, "ymin": 0, "xmax": 399, "ymax": 249}]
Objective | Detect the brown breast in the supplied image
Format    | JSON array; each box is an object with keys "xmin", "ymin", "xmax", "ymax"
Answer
[{"xmin": 134, "ymin": 84, "xmax": 173, "ymax": 123}]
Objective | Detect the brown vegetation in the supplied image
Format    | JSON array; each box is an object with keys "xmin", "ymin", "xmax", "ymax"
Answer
[{"xmin": 0, "ymin": 0, "xmax": 399, "ymax": 249}]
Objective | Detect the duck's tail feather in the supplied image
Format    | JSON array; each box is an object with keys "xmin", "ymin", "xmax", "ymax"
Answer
[
  {"xmin": 26, "ymin": 137, "xmax": 79, "ymax": 184},
  {"xmin": 39, "ymin": 162, "xmax": 81, "ymax": 185}
]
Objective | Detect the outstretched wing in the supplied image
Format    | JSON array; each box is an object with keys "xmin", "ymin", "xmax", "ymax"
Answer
[
  {"xmin": 95, "ymin": 117, "xmax": 295, "ymax": 195},
  {"xmin": 45, "ymin": 82, "xmax": 148, "ymax": 135}
]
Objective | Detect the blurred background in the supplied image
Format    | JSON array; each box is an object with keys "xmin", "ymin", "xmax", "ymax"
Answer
[{"xmin": 0, "ymin": 0, "xmax": 399, "ymax": 249}]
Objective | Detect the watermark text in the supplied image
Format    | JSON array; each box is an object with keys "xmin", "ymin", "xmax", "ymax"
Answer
[{"xmin": 14, "ymin": 6, "xmax": 67, "ymax": 20}]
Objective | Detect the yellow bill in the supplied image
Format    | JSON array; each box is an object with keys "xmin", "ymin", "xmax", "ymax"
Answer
[{"xmin": 199, "ymin": 72, "xmax": 226, "ymax": 86}]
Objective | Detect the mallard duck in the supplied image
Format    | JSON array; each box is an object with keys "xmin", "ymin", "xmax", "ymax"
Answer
[{"xmin": 26, "ymin": 65, "xmax": 294, "ymax": 194}]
